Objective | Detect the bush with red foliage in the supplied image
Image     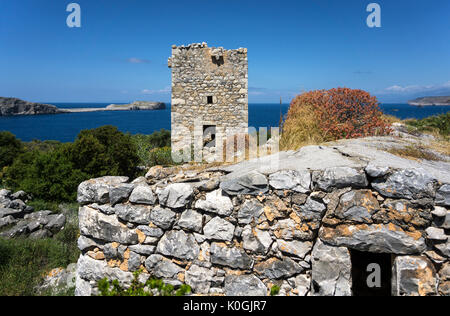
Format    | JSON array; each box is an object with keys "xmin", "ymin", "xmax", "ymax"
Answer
[{"xmin": 282, "ymin": 88, "xmax": 391, "ymax": 145}]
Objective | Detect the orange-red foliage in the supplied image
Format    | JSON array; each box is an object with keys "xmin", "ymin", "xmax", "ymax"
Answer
[{"xmin": 283, "ymin": 88, "xmax": 391, "ymax": 141}]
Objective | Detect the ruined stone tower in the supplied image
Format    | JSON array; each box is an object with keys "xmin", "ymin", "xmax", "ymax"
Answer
[{"xmin": 168, "ymin": 43, "xmax": 248, "ymax": 154}]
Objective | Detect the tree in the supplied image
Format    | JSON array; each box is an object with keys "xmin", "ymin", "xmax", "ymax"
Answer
[
  {"xmin": 0, "ymin": 131, "xmax": 23, "ymax": 169},
  {"xmin": 69, "ymin": 125, "xmax": 139, "ymax": 178}
]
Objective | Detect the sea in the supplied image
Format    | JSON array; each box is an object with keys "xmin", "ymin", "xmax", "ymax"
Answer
[{"xmin": 0, "ymin": 103, "xmax": 448, "ymax": 143}]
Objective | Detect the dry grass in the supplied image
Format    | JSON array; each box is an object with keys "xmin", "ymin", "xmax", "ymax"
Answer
[
  {"xmin": 382, "ymin": 114, "xmax": 402, "ymax": 124},
  {"xmin": 387, "ymin": 144, "xmax": 444, "ymax": 162},
  {"xmin": 280, "ymin": 104, "xmax": 327, "ymax": 151}
]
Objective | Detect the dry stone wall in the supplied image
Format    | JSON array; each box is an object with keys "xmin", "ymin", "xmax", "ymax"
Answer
[
  {"xmin": 75, "ymin": 165, "xmax": 450, "ymax": 296},
  {"xmin": 168, "ymin": 43, "xmax": 248, "ymax": 152}
]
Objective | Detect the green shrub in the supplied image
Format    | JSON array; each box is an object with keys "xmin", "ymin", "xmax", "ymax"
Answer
[
  {"xmin": 4, "ymin": 145, "xmax": 88, "ymax": 201},
  {"xmin": 70, "ymin": 125, "xmax": 139, "ymax": 179},
  {"xmin": 148, "ymin": 146, "xmax": 175, "ymax": 167},
  {"xmin": 98, "ymin": 270, "xmax": 191, "ymax": 296},
  {"xmin": 0, "ymin": 131, "xmax": 23, "ymax": 169},
  {"xmin": 4, "ymin": 126, "xmax": 141, "ymax": 202},
  {"xmin": 404, "ymin": 113, "xmax": 450, "ymax": 139},
  {"xmin": 131, "ymin": 129, "xmax": 171, "ymax": 166}
]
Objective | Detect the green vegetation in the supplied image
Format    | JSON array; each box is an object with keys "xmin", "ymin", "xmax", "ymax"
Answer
[
  {"xmin": 0, "ymin": 228, "xmax": 79, "ymax": 296},
  {"xmin": 131, "ymin": 129, "xmax": 171, "ymax": 166},
  {"xmin": 270, "ymin": 285, "xmax": 280, "ymax": 296},
  {"xmin": 0, "ymin": 131, "xmax": 23, "ymax": 169},
  {"xmin": 404, "ymin": 112, "xmax": 450, "ymax": 139},
  {"xmin": 98, "ymin": 270, "xmax": 191, "ymax": 296}
]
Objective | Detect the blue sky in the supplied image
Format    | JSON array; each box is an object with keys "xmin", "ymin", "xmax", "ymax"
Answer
[{"xmin": 0, "ymin": 0, "xmax": 449, "ymax": 103}]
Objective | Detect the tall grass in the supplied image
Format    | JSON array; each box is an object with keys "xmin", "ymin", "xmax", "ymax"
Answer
[{"xmin": 0, "ymin": 221, "xmax": 79, "ymax": 296}]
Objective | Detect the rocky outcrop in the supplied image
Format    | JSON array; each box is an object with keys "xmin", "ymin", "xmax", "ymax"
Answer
[
  {"xmin": 75, "ymin": 152, "xmax": 450, "ymax": 296},
  {"xmin": 0, "ymin": 97, "xmax": 66, "ymax": 116},
  {"xmin": 106, "ymin": 101, "xmax": 165, "ymax": 111},
  {"xmin": 408, "ymin": 96, "xmax": 450, "ymax": 106},
  {"xmin": 0, "ymin": 189, "xmax": 66, "ymax": 238}
]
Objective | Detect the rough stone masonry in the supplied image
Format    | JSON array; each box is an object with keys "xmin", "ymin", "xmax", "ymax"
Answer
[
  {"xmin": 168, "ymin": 43, "xmax": 248, "ymax": 154},
  {"xmin": 74, "ymin": 143, "xmax": 450, "ymax": 296}
]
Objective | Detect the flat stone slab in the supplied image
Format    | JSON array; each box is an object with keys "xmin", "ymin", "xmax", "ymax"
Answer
[{"xmin": 320, "ymin": 223, "xmax": 427, "ymax": 254}]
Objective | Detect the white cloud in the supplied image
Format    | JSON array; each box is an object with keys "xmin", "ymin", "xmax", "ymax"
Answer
[
  {"xmin": 141, "ymin": 86, "xmax": 171, "ymax": 94},
  {"xmin": 385, "ymin": 81, "xmax": 450, "ymax": 94},
  {"xmin": 127, "ymin": 58, "xmax": 150, "ymax": 64}
]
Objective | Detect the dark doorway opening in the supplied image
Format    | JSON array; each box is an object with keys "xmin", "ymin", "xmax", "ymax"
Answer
[
  {"xmin": 207, "ymin": 96, "xmax": 213, "ymax": 104},
  {"xmin": 350, "ymin": 249, "xmax": 392, "ymax": 296},
  {"xmin": 203, "ymin": 125, "xmax": 216, "ymax": 148},
  {"xmin": 211, "ymin": 55, "xmax": 224, "ymax": 66}
]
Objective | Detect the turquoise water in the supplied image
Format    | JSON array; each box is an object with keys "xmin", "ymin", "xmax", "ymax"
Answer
[{"xmin": 0, "ymin": 103, "xmax": 448, "ymax": 142}]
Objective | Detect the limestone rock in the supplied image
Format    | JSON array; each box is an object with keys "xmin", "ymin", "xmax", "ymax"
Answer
[
  {"xmin": 109, "ymin": 183, "xmax": 134, "ymax": 206},
  {"xmin": 371, "ymin": 169, "xmax": 436, "ymax": 200},
  {"xmin": 269, "ymin": 170, "xmax": 311, "ymax": 193},
  {"xmin": 224, "ymin": 275, "xmax": 267, "ymax": 296},
  {"xmin": 177, "ymin": 209, "xmax": 203, "ymax": 233},
  {"xmin": 220, "ymin": 171, "xmax": 268, "ymax": 196},
  {"xmin": 78, "ymin": 206, "xmax": 138, "ymax": 244},
  {"xmin": 136, "ymin": 225, "xmax": 164, "ymax": 238},
  {"xmin": 185, "ymin": 264, "xmax": 214, "ymax": 294},
  {"xmin": 238, "ymin": 200, "xmax": 264, "ymax": 225},
  {"xmin": 203, "ymin": 217, "xmax": 235, "ymax": 241},
  {"xmin": 149, "ymin": 206, "xmax": 176, "ymax": 230},
  {"xmin": 210, "ymin": 242, "xmax": 252, "ymax": 269},
  {"xmin": 392, "ymin": 256, "xmax": 437, "ymax": 296},
  {"xmin": 436, "ymin": 184, "xmax": 450, "ymax": 206},
  {"xmin": 277, "ymin": 240, "xmax": 312, "ymax": 259},
  {"xmin": 195, "ymin": 189, "xmax": 233, "ymax": 216},
  {"xmin": 272, "ymin": 218, "xmax": 314, "ymax": 241},
  {"xmin": 320, "ymin": 224, "xmax": 426, "ymax": 254},
  {"xmin": 153, "ymin": 259, "xmax": 183, "ymax": 279},
  {"xmin": 311, "ymin": 239, "xmax": 352, "ymax": 296},
  {"xmin": 77, "ymin": 176, "xmax": 129, "ymax": 205},
  {"xmin": 45, "ymin": 214, "xmax": 66, "ymax": 234},
  {"xmin": 129, "ymin": 184, "xmax": 157, "ymax": 205},
  {"xmin": 156, "ymin": 230, "xmax": 199, "ymax": 260},
  {"xmin": 298, "ymin": 197, "xmax": 327, "ymax": 221},
  {"xmin": 365, "ymin": 163, "xmax": 389, "ymax": 178},
  {"xmin": 333, "ymin": 190, "xmax": 380, "ymax": 223},
  {"xmin": 76, "ymin": 255, "xmax": 133, "ymax": 287},
  {"xmin": 313, "ymin": 167, "xmax": 368, "ymax": 192},
  {"xmin": 115, "ymin": 204, "xmax": 152, "ymax": 225},
  {"xmin": 242, "ymin": 226, "xmax": 272, "ymax": 254},
  {"xmin": 157, "ymin": 183, "xmax": 193, "ymax": 208},
  {"xmin": 128, "ymin": 244, "xmax": 156, "ymax": 256},
  {"xmin": 425, "ymin": 227, "xmax": 447, "ymax": 241},
  {"xmin": 254, "ymin": 257, "xmax": 303, "ymax": 279}
]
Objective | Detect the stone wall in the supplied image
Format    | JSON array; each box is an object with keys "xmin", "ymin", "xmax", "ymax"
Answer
[
  {"xmin": 75, "ymin": 164, "xmax": 450, "ymax": 296},
  {"xmin": 168, "ymin": 43, "xmax": 248, "ymax": 152}
]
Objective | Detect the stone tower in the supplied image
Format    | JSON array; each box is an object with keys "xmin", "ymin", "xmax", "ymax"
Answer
[{"xmin": 168, "ymin": 43, "xmax": 248, "ymax": 155}]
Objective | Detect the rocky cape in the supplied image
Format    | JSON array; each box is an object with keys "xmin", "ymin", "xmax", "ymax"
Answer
[
  {"xmin": 65, "ymin": 101, "xmax": 166, "ymax": 113},
  {"xmin": 0, "ymin": 97, "xmax": 166, "ymax": 116},
  {"xmin": 0, "ymin": 97, "xmax": 66, "ymax": 116},
  {"xmin": 408, "ymin": 96, "xmax": 450, "ymax": 106}
]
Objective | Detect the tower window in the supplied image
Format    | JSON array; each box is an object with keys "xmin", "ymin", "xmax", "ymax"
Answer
[{"xmin": 207, "ymin": 96, "xmax": 213, "ymax": 104}]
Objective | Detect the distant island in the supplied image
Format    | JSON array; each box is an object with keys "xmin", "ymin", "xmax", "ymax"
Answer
[
  {"xmin": 64, "ymin": 101, "xmax": 166, "ymax": 113},
  {"xmin": 0, "ymin": 97, "xmax": 166, "ymax": 116},
  {"xmin": 408, "ymin": 96, "xmax": 450, "ymax": 106},
  {"xmin": 0, "ymin": 97, "xmax": 66, "ymax": 116}
]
